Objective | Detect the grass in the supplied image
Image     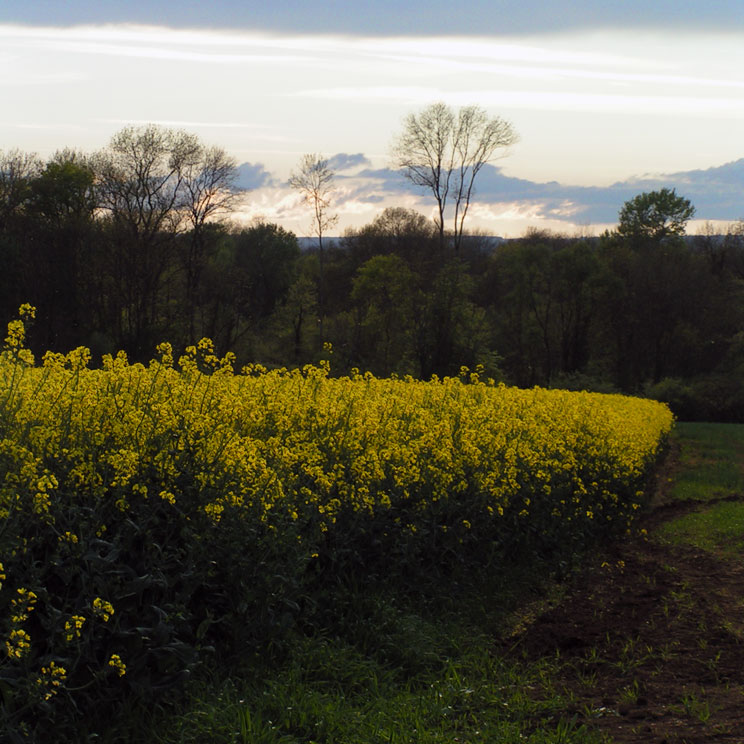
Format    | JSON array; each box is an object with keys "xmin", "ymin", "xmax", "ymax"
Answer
[
  {"xmin": 142, "ymin": 565, "xmax": 605, "ymax": 744},
  {"xmin": 658, "ymin": 500, "xmax": 744, "ymax": 555},
  {"xmin": 659, "ymin": 421, "xmax": 744, "ymax": 554},
  {"xmin": 667, "ymin": 422, "xmax": 744, "ymax": 502}
]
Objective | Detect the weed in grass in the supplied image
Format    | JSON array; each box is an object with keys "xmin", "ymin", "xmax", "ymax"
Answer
[
  {"xmin": 657, "ymin": 642, "xmax": 677, "ymax": 662},
  {"xmin": 678, "ymin": 691, "xmax": 712, "ymax": 723},
  {"xmin": 552, "ymin": 715, "xmax": 593, "ymax": 743},
  {"xmin": 577, "ymin": 668, "xmax": 599, "ymax": 689},
  {"xmin": 667, "ymin": 584, "xmax": 695, "ymax": 614},
  {"xmin": 612, "ymin": 637, "xmax": 653, "ymax": 675},
  {"xmin": 618, "ymin": 679, "xmax": 642, "ymax": 705}
]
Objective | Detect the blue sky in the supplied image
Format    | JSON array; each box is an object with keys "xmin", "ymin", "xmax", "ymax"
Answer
[
  {"xmin": 2, "ymin": 2, "xmax": 744, "ymax": 236},
  {"xmin": 5, "ymin": 1, "xmax": 744, "ymax": 34}
]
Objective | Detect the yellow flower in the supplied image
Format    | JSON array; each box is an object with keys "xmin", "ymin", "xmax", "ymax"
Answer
[
  {"xmin": 36, "ymin": 661, "xmax": 67, "ymax": 700},
  {"xmin": 108, "ymin": 653, "xmax": 126, "ymax": 677},
  {"xmin": 204, "ymin": 502, "xmax": 224, "ymax": 523},
  {"xmin": 18, "ymin": 303, "xmax": 36, "ymax": 321},
  {"xmin": 92, "ymin": 597, "xmax": 115, "ymax": 622},
  {"xmin": 6, "ymin": 628, "xmax": 31, "ymax": 659},
  {"xmin": 64, "ymin": 614, "xmax": 86, "ymax": 642},
  {"xmin": 159, "ymin": 490, "xmax": 176, "ymax": 505},
  {"xmin": 11, "ymin": 588, "xmax": 37, "ymax": 616}
]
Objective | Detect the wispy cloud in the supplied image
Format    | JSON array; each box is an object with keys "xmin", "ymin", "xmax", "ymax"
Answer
[
  {"xmin": 0, "ymin": 24, "xmax": 316, "ymax": 64},
  {"xmin": 295, "ymin": 87, "xmax": 744, "ymax": 118},
  {"xmin": 2, "ymin": 22, "xmax": 743, "ymax": 203}
]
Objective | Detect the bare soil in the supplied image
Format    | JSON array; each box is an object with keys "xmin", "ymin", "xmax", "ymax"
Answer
[{"xmin": 506, "ymin": 445, "xmax": 744, "ymax": 743}]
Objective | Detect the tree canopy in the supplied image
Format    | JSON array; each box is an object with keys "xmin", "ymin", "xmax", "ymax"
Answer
[{"xmin": 617, "ymin": 188, "xmax": 695, "ymax": 243}]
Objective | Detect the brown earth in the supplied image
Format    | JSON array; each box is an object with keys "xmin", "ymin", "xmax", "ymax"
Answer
[{"xmin": 505, "ymin": 446, "xmax": 744, "ymax": 743}]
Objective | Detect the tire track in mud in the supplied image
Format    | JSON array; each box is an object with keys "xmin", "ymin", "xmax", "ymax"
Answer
[{"xmin": 505, "ymin": 448, "xmax": 744, "ymax": 743}]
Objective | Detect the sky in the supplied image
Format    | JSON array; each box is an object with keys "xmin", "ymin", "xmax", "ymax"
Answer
[{"xmin": 2, "ymin": 1, "xmax": 744, "ymax": 237}]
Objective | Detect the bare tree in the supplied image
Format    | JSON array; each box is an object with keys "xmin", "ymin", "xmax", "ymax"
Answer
[
  {"xmin": 289, "ymin": 154, "xmax": 338, "ymax": 339},
  {"xmin": 0, "ymin": 149, "xmax": 41, "ymax": 231},
  {"xmin": 95, "ymin": 125, "xmax": 199, "ymax": 243},
  {"xmin": 178, "ymin": 145, "xmax": 238, "ymax": 339},
  {"xmin": 93, "ymin": 125, "xmax": 202, "ymax": 353},
  {"xmin": 391, "ymin": 102, "xmax": 517, "ymax": 253}
]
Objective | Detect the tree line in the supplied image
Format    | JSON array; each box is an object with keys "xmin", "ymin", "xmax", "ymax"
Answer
[{"xmin": 2, "ymin": 117, "xmax": 744, "ymax": 420}]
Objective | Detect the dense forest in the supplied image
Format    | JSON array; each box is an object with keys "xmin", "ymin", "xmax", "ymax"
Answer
[{"xmin": 2, "ymin": 126, "xmax": 744, "ymax": 421}]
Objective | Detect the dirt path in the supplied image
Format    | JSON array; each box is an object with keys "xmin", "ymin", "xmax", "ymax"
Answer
[{"xmin": 507, "ymin": 446, "xmax": 744, "ymax": 743}]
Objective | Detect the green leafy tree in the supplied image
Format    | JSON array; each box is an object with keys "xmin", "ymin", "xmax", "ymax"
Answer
[
  {"xmin": 26, "ymin": 151, "xmax": 97, "ymax": 349},
  {"xmin": 342, "ymin": 207, "xmax": 441, "ymax": 282},
  {"xmin": 481, "ymin": 232, "xmax": 601, "ymax": 387},
  {"xmin": 599, "ymin": 195, "xmax": 701, "ymax": 389},
  {"xmin": 233, "ymin": 221, "xmax": 301, "ymax": 322},
  {"xmin": 271, "ymin": 260, "xmax": 319, "ymax": 364},
  {"xmin": 613, "ymin": 190, "xmax": 697, "ymax": 386},
  {"xmin": 617, "ymin": 187, "xmax": 695, "ymax": 243},
  {"xmin": 483, "ymin": 238, "xmax": 554, "ymax": 386},
  {"xmin": 350, "ymin": 254, "xmax": 415, "ymax": 374}
]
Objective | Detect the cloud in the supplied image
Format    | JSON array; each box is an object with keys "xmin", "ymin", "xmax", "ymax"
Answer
[
  {"xmin": 234, "ymin": 162, "xmax": 277, "ymax": 190},
  {"xmin": 296, "ymin": 86, "xmax": 744, "ymax": 119},
  {"xmin": 228, "ymin": 155, "xmax": 744, "ymax": 238},
  {"xmin": 327, "ymin": 153, "xmax": 371, "ymax": 172},
  {"xmin": 340, "ymin": 159, "xmax": 744, "ymax": 227},
  {"xmin": 620, "ymin": 160, "xmax": 744, "ymax": 221},
  {"xmin": 465, "ymin": 161, "xmax": 744, "ymax": 224}
]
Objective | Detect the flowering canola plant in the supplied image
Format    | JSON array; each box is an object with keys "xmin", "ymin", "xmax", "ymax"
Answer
[{"xmin": 0, "ymin": 306, "xmax": 673, "ymax": 737}]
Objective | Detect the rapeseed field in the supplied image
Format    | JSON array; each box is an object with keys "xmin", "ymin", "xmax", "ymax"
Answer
[{"xmin": 0, "ymin": 305, "xmax": 672, "ymax": 740}]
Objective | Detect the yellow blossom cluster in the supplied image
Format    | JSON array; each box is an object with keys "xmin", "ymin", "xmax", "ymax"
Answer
[
  {"xmin": 92, "ymin": 598, "xmax": 115, "ymax": 622},
  {"xmin": 6, "ymin": 628, "xmax": 31, "ymax": 659},
  {"xmin": 64, "ymin": 615, "xmax": 86, "ymax": 642},
  {"xmin": 5, "ymin": 588, "xmax": 38, "ymax": 659},
  {"xmin": 36, "ymin": 661, "xmax": 67, "ymax": 700},
  {"xmin": 0, "ymin": 325, "xmax": 672, "ymax": 543},
  {"xmin": 107, "ymin": 653, "xmax": 126, "ymax": 677},
  {"xmin": 0, "ymin": 305, "xmax": 676, "ymax": 735},
  {"xmin": 0, "ymin": 309, "xmax": 673, "ymax": 678}
]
